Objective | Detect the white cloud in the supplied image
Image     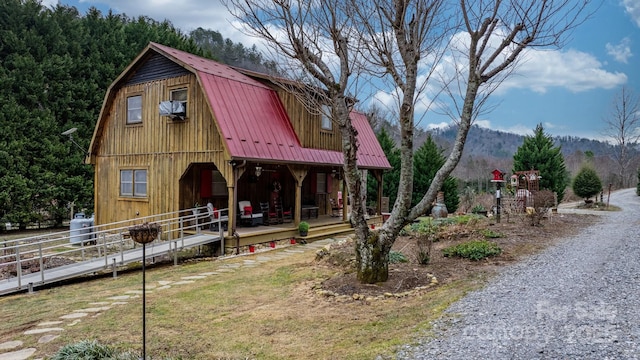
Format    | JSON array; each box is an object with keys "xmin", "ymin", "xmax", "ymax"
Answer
[
  {"xmin": 622, "ymin": 0, "xmax": 640, "ymax": 27},
  {"xmin": 426, "ymin": 121, "xmax": 451, "ymax": 130},
  {"xmin": 40, "ymin": 0, "xmax": 59, "ymax": 7},
  {"xmin": 496, "ymin": 48, "xmax": 627, "ymax": 94},
  {"xmin": 606, "ymin": 37, "xmax": 633, "ymax": 63},
  {"xmin": 79, "ymin": 0, "xmax": 263, "ymax": 47}
]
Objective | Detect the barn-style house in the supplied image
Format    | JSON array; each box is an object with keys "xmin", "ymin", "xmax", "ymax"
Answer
[{"xmin": 87, "ymin": 42, "xmax": 390, "ymax": 250}]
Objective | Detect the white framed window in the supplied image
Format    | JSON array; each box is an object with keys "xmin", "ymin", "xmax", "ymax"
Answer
[
  {"xmin": 211, "ymin": 170, "xmax": 228, "ymax": 196},
  {"xmin": 321, "ymin": 104, "xmax": 332, "ymax": 131},
  {"xmin": 127, "ymin": 95, "xmax": 142, "ymax": 124},
  {"xmin": 120, "ymin": 169, "xmax": 147, "ymax": 197}
]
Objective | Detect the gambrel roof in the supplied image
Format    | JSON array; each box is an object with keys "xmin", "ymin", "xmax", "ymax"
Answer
[{"xmin": 89, "ymin": 42, "xmax": 391, "ymax": 170}]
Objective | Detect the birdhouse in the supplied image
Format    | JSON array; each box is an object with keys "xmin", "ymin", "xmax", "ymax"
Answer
[
  {"xmin": 491, "ymin": 169, "xmax": 505, "ymax": 182},
  {"xmin": 510, "ymin": 174, "xmax": 518, "ymax": 186}
]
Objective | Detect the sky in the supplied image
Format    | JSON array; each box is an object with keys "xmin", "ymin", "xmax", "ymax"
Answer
[{"xmin": 43, "ymin": 0, "xmax": 640, "ymax": 141}]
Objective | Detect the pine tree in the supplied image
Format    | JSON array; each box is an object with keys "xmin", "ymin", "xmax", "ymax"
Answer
[
  {"xmin": 367, "ymin": 128, "xmax": 400, "ymax": 208},
  {"xmin": 573, "ymin": 166, "xmax": 602, "ymax": 201},
  {"xmin": 513, "ymin": 124, "xmax": 569, "ymax": 203},
  {"xmin": 413, "ymin": 135, "xmax": 459, "ymax": 213}
]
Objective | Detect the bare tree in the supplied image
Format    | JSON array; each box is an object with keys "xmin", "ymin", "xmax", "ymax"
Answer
[
  {"xmin": 225, "ymin": 0, "xmax": 592, "ymax": 284},
  {"xmin": 350, "ymin": 0, "xmax": 452, "ymax": 282},
  {"xmin": 603, "ymin": 86, "xmax": 640, "ymax": 188},
  {"xmin": 347, "ymin": 0, "xmax": 591, "ymax": 282},
  {"xmin": 223, "ymin": 0, "xmax": 374, "ymax": 266}
]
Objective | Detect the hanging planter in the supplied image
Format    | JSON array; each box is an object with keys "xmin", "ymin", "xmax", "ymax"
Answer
[{"xmin": 129, "ymin": 222, "xmax": 162, "ymax": 244}]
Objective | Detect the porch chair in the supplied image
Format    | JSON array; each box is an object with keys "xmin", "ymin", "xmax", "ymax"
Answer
[
  {"xmin": 274, "ymin": 198, "xmax": 292, "ymax": 223},
  {"xmin": 330, "ymin": 198, "xmax": 342, "ymax": 217},
  {"xmin": 238, "ymin": 200, "xmax": 263, "ymax": 226},
  {"xmin": 260, "ymin": 202, "xmax": 280, "ymax": 225}
]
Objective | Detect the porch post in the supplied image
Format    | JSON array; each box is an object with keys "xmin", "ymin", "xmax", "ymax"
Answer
[
  {"xmin": 342, "ymin": 176, "xmax": 348, "ymax": 221},
  {"xmin": 287, "ymin": 166, "xmax": 308, "ymax": 225},
  {"xmin": 374, "ymin": 170, "xmax": 383, "ymax": 216}
]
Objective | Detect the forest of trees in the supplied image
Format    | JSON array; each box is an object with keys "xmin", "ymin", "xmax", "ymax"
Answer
[
  {"xmin": 0, "ymin": 0, "xmax": 272, "ymax": 229},
  {"xmin": 0, "ymin": 0, "xmax": 632, "ymax": 229}
]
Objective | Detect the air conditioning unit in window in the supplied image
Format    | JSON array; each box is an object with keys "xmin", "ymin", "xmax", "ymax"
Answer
[{"xmin": 159, "ymin": 100, "xmax": 187, "ymax": 120}]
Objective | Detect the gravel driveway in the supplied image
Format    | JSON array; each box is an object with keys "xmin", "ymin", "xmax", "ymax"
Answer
[{"xmin": 397, "ymin": 188, "xmax": 640, "ymax": 359}]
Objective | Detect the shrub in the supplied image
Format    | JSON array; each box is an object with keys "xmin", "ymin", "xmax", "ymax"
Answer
[
  {"xmin": 480, "ymin": 229, "xmax": 504, "ymax": 238},
  {"xmin": 573, "ymin": 166, "xmax": 602, "ymax": 201},
  {"xmin": 414, "ymin": 233, "xmax": 433, "ymax": 265},
  {"xmin": 389, "ymin": 250, "xmax": 408, "ymax": 264},
  {"xmin": 50, "ymin": 340, "xmax": 138, "ymax": 360},
  {"xmin": 442, "ymin": 240, "xmax": 502, "ymax": 261}
]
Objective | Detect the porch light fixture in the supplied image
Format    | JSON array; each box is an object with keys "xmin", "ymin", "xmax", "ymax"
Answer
[{"xmin": 255, "ymin": 166, "xmax": 262, "ymax": 177}]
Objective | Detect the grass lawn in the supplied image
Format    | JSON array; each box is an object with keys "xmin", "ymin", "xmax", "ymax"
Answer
[{"xmin": 0, "ymin": 242, "xmax": 480, "ymax": 359}]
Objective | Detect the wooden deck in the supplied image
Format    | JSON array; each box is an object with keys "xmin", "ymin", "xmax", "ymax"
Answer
[{"xmin": 191, "ymin": 215, "xmax": 383, "ymax": 254}]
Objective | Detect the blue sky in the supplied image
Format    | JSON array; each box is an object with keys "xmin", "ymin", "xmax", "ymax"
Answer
[{"xmin": 45, "ymin": 0, "xmax": 640, "ymax": 140}]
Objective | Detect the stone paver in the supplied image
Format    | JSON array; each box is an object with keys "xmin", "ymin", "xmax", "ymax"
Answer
[
  {"xmin": 0, "ymin": 342, "xmax": 22, "ymax": 351},
  {"xmin": 0, "ymin": 348, "xmax": 36, "ymax": 360},
  {"xmin": 171, "ymin": 280, "xmax": 195, "ymax": 285},
  {"xmin": 182, "ymin": 275, "xmax": 206, "ymax": 280},
  {"xmin": 1, "ymin": 237, "xmax": 342, "ymax": 360},
  {"xmin": 23, "ymin": 328, "xmax": 63, "ymax": 335},
  {"xmin": 60, "ymin": 312, "xmax": 87, "ymax": 319},
  {"xmin": 37, "ymin": 335, "xmax": 59, "ymax": 344},
  {"xmin": 36, "ymin": 321, "xmax": 63, "ymax": 327},
  {"xmin": 75, "ymin": 306, "xmax": 111, "ymax": 313}
]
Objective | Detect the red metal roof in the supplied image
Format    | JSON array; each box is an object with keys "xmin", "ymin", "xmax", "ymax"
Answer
[{"xmin": 149, "ymin": 42, "xmax": 390, "ymax": 169}]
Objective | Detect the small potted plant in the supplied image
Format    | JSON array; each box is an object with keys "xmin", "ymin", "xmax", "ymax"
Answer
[{"xmin": 298, "ymin": 221, "xmax": 309, "ymax": 237}]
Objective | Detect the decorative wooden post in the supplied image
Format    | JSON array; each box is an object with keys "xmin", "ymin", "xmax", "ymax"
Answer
[{"xmin": 128, "ymin": 222, "xmax": 161, "ymax": 360}]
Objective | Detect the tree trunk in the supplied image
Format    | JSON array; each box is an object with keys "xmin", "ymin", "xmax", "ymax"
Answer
[{"xmin": 355, "ymin": 230, "xmax": 390, "ymax": 283}]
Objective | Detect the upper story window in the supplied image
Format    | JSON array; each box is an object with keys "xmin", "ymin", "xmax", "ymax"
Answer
[
  {"xmin": 171, "ymin": 88, "xmax": 188, "ymax": 102},
  {"xmin": 120, "ymin": 169, "xmax": 147, "ymax": 197},
  {"xmin": 321, "ymin": 104, "xmax": 332, "ymax": 131},
  {"xmin": 127, "ymin": 95, "xmax": 142, "ymax": 124}
]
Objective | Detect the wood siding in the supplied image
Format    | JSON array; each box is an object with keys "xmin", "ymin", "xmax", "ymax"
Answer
[
  {"xmin": 275, "ymin": 88, "xmax": 342, "ymax": 151},
  {"xmin": 94, "ymin": 73, "xmax": 233, "ymax": 225}
]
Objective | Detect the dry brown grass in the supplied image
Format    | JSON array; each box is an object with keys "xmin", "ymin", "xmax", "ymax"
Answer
[{"xmin": 0, "ymin": 213, "xmax": 599, "ymax": 359}]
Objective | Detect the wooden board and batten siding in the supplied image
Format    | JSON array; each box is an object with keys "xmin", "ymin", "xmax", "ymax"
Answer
[
  {"xmin": 274, "ymin": 89, "xmax": 341, "ymax": 151},
  {"xmin": 93, "ymin": 71, "xmax": 231, "ymax": 225}
]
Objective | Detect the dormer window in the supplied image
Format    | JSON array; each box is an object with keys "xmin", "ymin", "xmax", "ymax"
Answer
[
  {"xmin": 127, "ymin": 95, "xmax": 142, "ymax": 124},
  {"xmin": 321, "ymin": 104, "xmax": 332, "ymax": 131}
]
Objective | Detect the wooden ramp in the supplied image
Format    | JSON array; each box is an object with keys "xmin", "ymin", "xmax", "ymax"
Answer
[{"xmin": 0, "ymin": 233, "xmax": 220, "ymax": 296}]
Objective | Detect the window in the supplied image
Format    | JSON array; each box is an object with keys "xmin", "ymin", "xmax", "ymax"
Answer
[
  {"xmin": 171, "ymin": 88, "xmax": 188, "ymax": 102},
  {"xmin": 120, "ymin": 169, "xmax": 147, "ymax": 197},
  {"xmin": 127, "ymin": 95, "xmax": 142, "ymax": 124},
  {"xmin": 321, "ymin": 104, "xmax": 332, "ymax": 131},
  {"xmin": 316, "ymin": 173, "xmax": 327, "ymax": 194},
  {"xmin": 211, "ymin": 170, "xmax": 228, "ymax": 196}
]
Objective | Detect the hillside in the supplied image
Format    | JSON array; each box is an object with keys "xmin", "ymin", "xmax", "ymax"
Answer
[{"xmin": 430, "ymin": 125, "xmax": 615, "ymax": 159}]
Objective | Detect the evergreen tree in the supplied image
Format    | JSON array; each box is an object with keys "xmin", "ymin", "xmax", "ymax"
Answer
[
  {"xmin": 0, "ymin": 0, "xmax": 207, "ymax": 227},
  {"xmin": 413, "ymin": 135, "xmax": 459, "ymax": 213},
  {"xmin": 573, "ymin": 166, "xmax": 602, "ymax": 201},
  {"xmin": 367, "ymin": 128, "xmax": 400, "ymax": 209},
  {"xmin": 513, "ymin": 124, "xmax": 569, "ymax": 203}
]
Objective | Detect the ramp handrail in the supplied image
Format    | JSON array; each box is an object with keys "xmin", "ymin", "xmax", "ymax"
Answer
[{"xmin": 0, "ymin": 207, "xmax": 228, "ymax": 291}]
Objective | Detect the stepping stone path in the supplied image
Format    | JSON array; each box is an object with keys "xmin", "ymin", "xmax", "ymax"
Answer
[{"xmin": 0, "ymin": 237, "xmax": 340, "ymax": 359}]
